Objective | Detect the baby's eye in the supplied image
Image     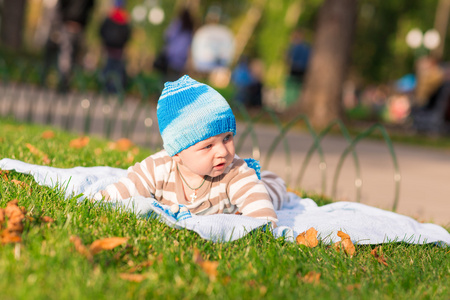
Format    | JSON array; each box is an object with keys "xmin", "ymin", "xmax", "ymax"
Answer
[
  {"xmin": 223, "ymin": 134, "xmax": 233, "ymax": 142},
  {"xmin": 204, "ymin": 144, "xmax": 212, "ymax": 149}
]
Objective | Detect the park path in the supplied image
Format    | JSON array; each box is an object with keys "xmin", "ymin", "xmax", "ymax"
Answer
[
  {"xmin": 1, "ymin": 85, "xmax": 449, "ymax": 226},
  {"xmin": 236, "ymin": 123, "xmax": 450, "ymax": 226}
]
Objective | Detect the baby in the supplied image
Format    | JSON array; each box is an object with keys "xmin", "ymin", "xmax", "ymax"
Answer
[{"xmin": 94, "ymin": 75, "xmax": 288, "ymax": 225}]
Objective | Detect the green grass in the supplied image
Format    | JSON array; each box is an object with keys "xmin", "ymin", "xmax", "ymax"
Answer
[{"xmin": 1, "ymin": 118, "xmax": 449, "ymax": 300}]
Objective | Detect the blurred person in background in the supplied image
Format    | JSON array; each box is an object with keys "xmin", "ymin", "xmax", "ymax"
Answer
[
  {"xmin": 287, "ymin": 28, "xmax": 311, "ymax": 85},
  {"xmin": 411, "ymin": 55, "xmax": 450, "ymax": 134},
  {"xmin": 159, "ymin": 7, "xmax": 195, "ymax": 81},
  {"xmin": 414, "ymin": 55, "xmax": 444, "ymax": 109},
  {"xmin": 283, "ymin": 28, "xmax": 311, "ymax": 108},
  {"xmin": 191, "ymin": 6, "xmax": 235, "ymax": 76},
  {"xmin": 99, "ymin": 0, "xmax": 131, "ymax": 93},
  {"xmin": 231, "ymin": 56, "xmax": 264, "ymax": 108},
  {"xmin": 41, "ymin": 0, "xmax": 95, "ymax": 93}
]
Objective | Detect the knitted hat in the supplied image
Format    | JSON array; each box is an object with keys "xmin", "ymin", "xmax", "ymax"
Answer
[{"xmin": 157, "ymin": 75, "xmax": 236, "ymax": 156}]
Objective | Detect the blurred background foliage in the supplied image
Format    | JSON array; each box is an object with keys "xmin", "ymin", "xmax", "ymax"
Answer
[
  {"xmin": 0, "ymin": 0, "xmax": 450, "ymax": 126},
  {"xmin": 0, "ymin": 0, "xmax": 447, "ymax": 91}
]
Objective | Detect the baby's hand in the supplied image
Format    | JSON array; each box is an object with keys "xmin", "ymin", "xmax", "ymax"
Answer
[{"xmin": 168, "ymin": 204, "xmax": 191, "ymax": 221}]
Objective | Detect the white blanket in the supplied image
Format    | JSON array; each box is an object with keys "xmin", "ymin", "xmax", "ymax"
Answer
[{"xmin": 1, "ymin": 158, "xmax": 449, "ymax": 246}]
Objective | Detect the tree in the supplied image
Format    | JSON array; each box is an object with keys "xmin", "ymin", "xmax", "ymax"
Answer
[
  {"xmin": 300, "ymin": 0, "xmax": 358, "ymax": 129},
  {"xmin": 0, "ymin": 0, "xmax": 27, "ymax": 50}
]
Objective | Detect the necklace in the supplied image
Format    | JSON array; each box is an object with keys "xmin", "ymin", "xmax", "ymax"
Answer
[{"xmin": 177, "ymin": 164, "xmax": 206, "ymax": 202}]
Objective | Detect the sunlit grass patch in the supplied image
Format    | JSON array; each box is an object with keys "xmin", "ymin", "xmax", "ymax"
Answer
[{"xmin": 1, "ymin": 118, "xmax": 449, "ymax": 299}]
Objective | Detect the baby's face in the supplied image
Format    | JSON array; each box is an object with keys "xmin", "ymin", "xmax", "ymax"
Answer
[{"xmin": 175, "ymin": 132, "xmax": 235, "ymax": 178}]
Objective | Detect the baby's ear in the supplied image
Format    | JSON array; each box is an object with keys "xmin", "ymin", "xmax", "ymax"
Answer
[{"xmin": 172, "ymin": 154, "xmax": 181, "ymax": 163}]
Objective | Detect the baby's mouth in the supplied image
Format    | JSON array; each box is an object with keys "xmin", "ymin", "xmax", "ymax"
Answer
[{"xmin": 214, "ymin": 162, "xmax": 226, "ymax": 169}]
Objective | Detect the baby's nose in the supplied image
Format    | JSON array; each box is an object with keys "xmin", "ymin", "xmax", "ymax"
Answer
[{"xmin": 215, "ymin": 143, "xmax": 229, "ymax": 157}]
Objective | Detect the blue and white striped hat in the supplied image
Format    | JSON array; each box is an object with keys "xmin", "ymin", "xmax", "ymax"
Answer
[{"xmin": 157, "ymin": 75, "xmax": 236, "ymax": 156}]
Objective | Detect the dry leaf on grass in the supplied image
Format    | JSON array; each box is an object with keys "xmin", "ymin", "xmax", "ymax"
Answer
[
  {"xmin": 70, "ymin": 236, "xmax": 93, "ymax": 261},
  {"xmin": 371, "ymin": 247, "xmax": 388, "ymax": 266},
  {"xmin": 300, "ymin": 271, "xmax": 321, "ymax": 284},
  {"xmin": 89, "ymin": 237, "xmax": 128, "ymax": 255},
  {"xmin": 41, "ymin": 130, "xmax": 55, "ymax": 139},
  {"xmin": 70, "ymin": 236, "xmax": 129, "ymax": 262},
  {"xmin": 346, "ymin": 284, "xmax": 361, "ymax": 291},
  {"xmin": 126, "ymin": 261, "xmax": 154, "ymax": 273},
  {"xmin": 69, "ymin": 136, "xmax": 90, "ymax": 149},
  {"xmin": 41, "ymin": 216, "xmax": 54, "ymax": 227},
  {"xmin": 111, "ymin": 138, "xmax": 134, "ymax": 151},
  {"xmin": 25, "ymin": 143, "xmax": 51, "ymax": 164},
  {"xmin": 296, "ymin": 227, "xmax": 319, "ymax": 247},
  {"xmin": 11, "ymin": 179, "xmax": 29, "ymax": 188},
  {"xmin": 0, "ymin": 170, "xmax": 10, "ymax": 181},
  {"xmin": 1, "ymin": 199, "xmax": 25, "ymax": 244},
  {"xmin": 131, "ymin": 147, "xmax": 140, "ymax": 155},
  {"xmin": 25, "ymin": 143, "xmax": 41, "ymax": 156},
  {"xmin": 1, "ymin": 230, "xmax": 22, "ymax": 244},
  {"xmin": 10, "ymin": 180, "xmax": 32, "ymax": 194},
  {"xmin": 286, "ymin": 187, "xmax": 303, "ymax": 197},
  {"xmin": 41, "ymin": 216, "xmax": 54, "ymax": 223},
  {"xmin": 94, "ymin": 148, "xmax": 103, "ymax": 155},
  {"xmin": 193, "ymin": 248, "xmax": 219, "ymax": 280},
  {"xmin": 200, "ymin": 260, "xmax": 219, "ymax": 280},
  {"xmin": 124, "ymin": 155, "xmax": 135, "ymax": 164},
  {"xmin": 119, "ymin": 273, "xmax": 146, "ymax": 282},
  {"xmin": 334, "ymin": 231, "xmax": 356, "ymax": 257}
]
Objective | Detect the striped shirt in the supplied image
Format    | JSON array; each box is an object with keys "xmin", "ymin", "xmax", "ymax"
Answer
[{"xmin": 94, "ymin": 150, "xmax": 288, "ymax": 225}]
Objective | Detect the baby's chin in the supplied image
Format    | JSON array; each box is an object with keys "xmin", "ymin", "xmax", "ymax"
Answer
[{"xmin": 209, "ymin": 163, "xmax": 228, "ymax": 177}]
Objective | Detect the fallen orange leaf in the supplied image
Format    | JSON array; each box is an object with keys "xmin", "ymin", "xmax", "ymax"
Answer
[
  {"xmin": 371, "ymin": 247, "xmax": 388, "ymax": 266},
  {"xmin": 296, "ymin": 227, "xmax": 319, "ymax": 247},
  {"xmin": 11, "ymin": 179, "xmax": 29, "ymax": 188},
  {"xmin": 193, "ymin": 248, "xmax": 203, "ymax": 264},
  {"xmin": 0, "ymin": 170, "xmax": 9, "ymax": 181},
  {"xmin": 42, "ymin": 156, "xmax": 51, "ymax": 164},
  {"xmin": 200, "ymin": 260, "xmax": 219, "ymax": 280},
  {"xmin": 1, "ymin": 230, "xmax": 22, "ymax": 244},
  {"xmin": 119, "ymin": 273, "xmax": 146, "ymax": 282},
  {"xmin": 70, "ymin": 235, "xmax": 93, "ymax": 261},
  {"xmin": 334, "ymin": 231, "xmax": 356, "ymax": 257},
  {"xmin": 69, "ymin": 136, "xmax": 90, "ymax": 149},
  {"xmin": 6, "ymin": 218, "xmax": 24, "ymax": 232},
  {"xmin": 25, "ymin": 143, "xmax": 40, "ymax": 155},
  {"xmin": 300, "ymin": 271, "xmax": 321, "ymax": 284},
  {"xmin": 125, "ymin": 155, "xmax": 135, "ymax": 164},
  {"xmin": 5, "ymin": 200, "xmax": 24, "ymax": 220},
  {"xmin": 193, "ymin": 248, "xmax": 219, "ymax": 280},
  {"xmin": 346, "ymin": 284, "xmax": 361, "ymax": 291},
  {"xmin": 10, "ymin": 180, "xmax": 32, "ymax": 194},
  {"xmin": 41, "ymin": 130, "xmax": 55, "ymax": 139},
  {"xmin": 114, "ymin": 138, "xmax": 134, "ymax": 151},
  {"xmin": 89, "ymin": 237, "xmax": 128, "ymax": 255},
  {"xmin": 41, "ymin": 216, "xmax": 54, "ymax": 223},
  {"xmin": 127, "ymin": 261, "xmax": 154, "ymax": 273},
  {"xmin": 131, "ymin": 147, "xmax": 140, "ymax": 155},
  {"xmin": 25, "ymin": 144, "xmax": 50, "ymax": 164},
  {"xmin": 1, "ymin": 199, "xmax": 25, "ymax": 244}
]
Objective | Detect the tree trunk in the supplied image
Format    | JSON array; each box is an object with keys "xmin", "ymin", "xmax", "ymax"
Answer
[
  {"xmin": 1, "ymin": 0, "xmax": 27, "ymax": 50},
  {"xmin": 300, "ymin": 0, "xmax": 358, "ymax": 129},
  {"xmin": 431, "ymin": 0, "xmax": 450, "ymax": 60}
]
